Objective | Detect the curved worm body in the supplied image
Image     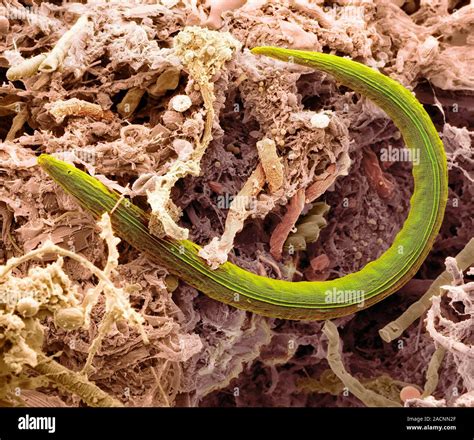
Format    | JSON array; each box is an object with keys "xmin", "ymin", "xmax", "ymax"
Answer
[{"xmin": 38, "ymin": 47, "xmax": 448, "ymax": 320}]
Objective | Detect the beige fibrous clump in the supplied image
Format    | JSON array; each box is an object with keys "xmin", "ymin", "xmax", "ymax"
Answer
[
  {"xmin": 199, "ymin": 164, "xmax": 266, "ymax": 268},
  {"xmin": 6, "ymin": 15, "xmax": 89, "ymax": 81},
  {"xmin": 0, "ymin": 311, "xmax": 43, "ymax": 375},
  {"xmin": 38, "ymin": 15, "xmax": 90, "ymax": 73},
  {"xmin": 0, "ymin": 213, "xmax": 146, "ymax": 406},
  {"xmin": 147, "ymin": 26, "xmax": 242, "ymax": 240},
  {"xmin": 47, "ymin": 98, "xmax": 113, "ymax": 123},
  {"xmin": 256, "ymin": 138, "xmax": 284, "ymax": 193},
  {"xmin": 200, "ymin": 138, "xmax": 286, "ymax": 267}
]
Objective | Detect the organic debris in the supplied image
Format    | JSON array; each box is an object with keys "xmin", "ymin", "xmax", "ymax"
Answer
[{"xmin": 0, "ymin": 0, "xmax": 472, "ymax": 408}]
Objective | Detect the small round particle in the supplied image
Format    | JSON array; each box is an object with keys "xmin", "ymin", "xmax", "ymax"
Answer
[
  {"xmin": 165, "ymin": 275, "xmax": 179, "ymax": 293},
  {"xmin": 206, "ymin": 45, "xmax": 216, "ymax": 56},
  {"xmin": 400, "ymin": 386, "xmax": 421, "ymax": 403},
  {"xmin": 55, "ymin": 307, "xmax": 85, "ymax": 330},
  {"xmin": 170, "ymin": 95, "xmax": 192, "ymax": 112},
  {"xmin": 310, "ymin": 112, "xmax": 331, "ymax": 129},
  {"xmin": 280, "ymin": 128, "xmax": 287, "ymax": 136},
  {"xmin": 16, "ymin": 298, "xmax": 40, "ymax": 317},
  {"xmin": 184, "ymin": 50, "xmax": 195, "ymax": 63},
  {"xmin": 221, "ymin": 47, "xmax": 233, "ymax": 59}
]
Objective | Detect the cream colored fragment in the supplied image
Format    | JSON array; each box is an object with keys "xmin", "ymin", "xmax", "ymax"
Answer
[
  {"xmin": 6, "ymin": 54, "xmax": 47, "ymax": 81},
  {"xmin": 147, "ymin": 27, "xmax": 241, "ymax": 240},
  {"xmin": 174, "ymin": 26, "xmax": 242, "ymax": 87},
  {"xmin": 148, "ymin": 181, "xmax": 190, "ymax": 240},
  {"xmin": 256, "ymin": 138, "xmax": 284, "ymax": 193},
  {"xmin": 117, "ymin": 88, "xmax": 145, "ymax": 118},
  {"xmin": 199, "ymin": 163, "xmax": 266, "ymax": 268},
  {"xmin": 310, "ymin": 111, "xmax": 332, "ymax": 129},
  {"xmin": 422, "ymin": 346, "xmax": 446, "ymax": 398},
  {"xmin": 1, "ymin": 258, "xmax": 82, "ymax": 319},
  {"xmin": 98, "ymin": 212, "xmax": 120, "ymax": 274},
  {"xmin": 173, "ymin": 139, "xmax": 194, "ymax": 161},
  {"xmin": 323, "ymin": 320, "xmax": 402, "ymax": 407},
  {"xmin": 39, "ymin": 15, "xmax": 89, "ymax": 72},
  {"xmin": 0, "ymin": 311, "xmax": 41, "ymax": 374},
  {"xmin": 47, "ymin": 98, "xmax": 111, "ymax": 123}
]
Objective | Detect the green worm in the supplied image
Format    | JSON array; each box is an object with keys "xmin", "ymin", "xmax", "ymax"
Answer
[{"xmin": 37, "ymin": 47, "xmax": 448, "ymax": 320}]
